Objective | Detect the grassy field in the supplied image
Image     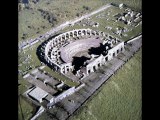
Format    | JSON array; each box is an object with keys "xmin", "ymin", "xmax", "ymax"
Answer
[
  {"xmin": 19, "ymin": 0, "xmax": 108, "ymax": 42},
  {"xmin": 111, "ymin": 0, "xmax": 141, "ymax": 11},
  {"xmin": 18, "ymin": 95, "xmax": 36, "ymax": 120},
  {"xmin": 62, "ymin": 5, "xmax": 142, "ymax": 41},
  {"xmin": 69, "ymin": 49, "xmax": 142, "ymax": 120},
  {"xmin": 18, "ymin": 1, "xmax": 142, "ymax": 119},
  {"xmin": 18, "ymin": 41, "xmax": 42, "ymax": 97},
  {"xmin": 18, "ymin": 0, "xmax": 141, "ymax": 42}
]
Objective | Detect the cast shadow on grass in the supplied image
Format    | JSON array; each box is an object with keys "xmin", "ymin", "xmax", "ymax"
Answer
[{"xmin": 36, "ymin": 33, "xmax": 61, "ymax": 71}]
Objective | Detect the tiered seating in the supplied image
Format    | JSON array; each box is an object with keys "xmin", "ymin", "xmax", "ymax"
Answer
[{"xmin": 60, "ymin": 37, "xmax": 102, "ymax": 63}]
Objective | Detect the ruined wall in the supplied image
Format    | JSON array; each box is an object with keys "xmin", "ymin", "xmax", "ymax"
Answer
[
  {"xmin": 86, "ymin": 42, "xmax": 125, "ymax": 75},
  {"xmin": 44, "ymin": 29, "xmax": 125, "ymax": 77},
  {"xmin": 44, "ymin": 28, "xmax": 106, "ymax": 74},
  {"xmin": 86, "ymin": 55, "xmax": 104, "ymax": 74},
  {"xmin": 54, "ymin": 87, "xmax": 75, "ymax": 103},
  {"xmin": 106, "ymin": 42, "xmax": 125, "ymax": 60},
  {"xmin": 60, "ymin": 63, "xmax": 73, "ymax": 74}
]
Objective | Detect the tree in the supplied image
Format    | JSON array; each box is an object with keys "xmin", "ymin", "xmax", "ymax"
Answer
[
  {"xmin": 76, "ymin": 13, "xmax": 80, "ymax": 17},
  {"xmin": 83, "ymin": 5, "xmax": 90, "ymax": 10}
]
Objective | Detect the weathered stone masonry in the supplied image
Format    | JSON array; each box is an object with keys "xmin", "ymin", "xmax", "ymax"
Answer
[{"xmin": 42, "ymin": 29, "xmax": 124, "ymax": 79}]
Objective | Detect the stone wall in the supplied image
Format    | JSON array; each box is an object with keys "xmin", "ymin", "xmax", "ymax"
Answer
[
  {"xmin": 60, "ymin": 63, "xmax": 73, "ymax": 74},
  {"xmin": 55, "ymin": 87, "xmax": 75, "ymax": 103},
  {"xmin": 43, "ymin": 29, "xmax": 125, "ymax": 78},
  {"xmin": 44, "ymin": 29, "xmax": 106, "ymax": 74},
  {"xmin": 30, "ymin": 106, "xmax": 45, "ymax": 120},
  {"xmin": 86, "ymin": 41, "xmax": 125, "ymax": 75},
  {"xmin": 86, "ymin": 55, "xmax": 104, "ymax": 74}
]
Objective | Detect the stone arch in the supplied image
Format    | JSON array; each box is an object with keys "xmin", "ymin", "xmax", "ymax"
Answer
[
  {"xmin": 57, "ymin": 36, "xmax": 61, "ymax": 42},
  {"xmin": 115, "ymin": 38, "xmax": 118, "ymax": 43},
  {"xmin": 121, "ymin": 47, "xmax": 123, "ymax": 51},
  {"xmin": 100, "ymin": 31, "xmax": 105, "ymax": 36},
  {"xmin": 74, "ymin": 31, "xmax": 78, "ymax": 36},
  {"xmin": 55, "ymin": 38, "xmax": 58, "ymax": 43},
  {"xmin": 112, "ymin": 52, "xmax": 115, "ymax": 57},
  {"xmin": 117, "ymin": 49, "xmax": 119, "ymax": 54},
  {"xmin": 114, "ymin": 38, "xmax": 117, "ymax": 43},
  {"xmin": 54, "ymin": 39, "xmax": 57, "ymax": 45},
  {"xmin": 82, "ymin": 30, "xmax": 86, "ymax": 35},
  {"xmin": 56, "ymin": 39, "xmax": 61, "ymax": 44},
  {"xmin": 105, "ymin": 56, "xmax": 108, "ymax": 61},
  {"xmin": 78, "ymin": 30, "xmax": 81, "ymax": 35},
  {"xmin": 87, "ymin": 30, "xmax": 91, "ymax": 35},
  {"xmin": 62, "ymin": 34, "xmax": 66, "ymax": 40},
  {"xmin": 108, "ymin": 35, "xmax": 112, "ymax": 40},
  {"xmin": 93, "ymin": 66, "xmax": 96, "ymax": 71},
  {"xmin": 88, "ymin": 69, "xmax": 91, "ymax": 74},
  {"xmin": 66, "ymin": 33, "xmax": 70, "ymax": 39},
  {"xmin": 91, "ymin": 30, "xmax": 95, "ymax": 35},
  {"xmin": 61, "ymin": 67, "xmax": 65, "ymax": 74},
  {"xmin": 70, "ymin": 32, "xmax": 73, "ymax": 37},
  {"xmin": 96, "ymin": 31, "xmax": 100, "ymax": 36}
]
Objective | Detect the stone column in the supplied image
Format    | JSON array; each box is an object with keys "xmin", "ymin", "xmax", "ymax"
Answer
[
  {"xmin": 76, "ymin": 31, "xmax": 79, "ymax": 37},
  {"xmin": 64, "ymin": 34, "xmax": 66, "ymax": 40},
  {"xmin": 68, "ymin": 33, "xmax": 70, "ymax": 39},
  {"xmin": 51, "ymin": 41, "xmax": 53, "ymax": 47},
  {"xmin": 60, "ymin": 35, "xmax": 62, "ymax": 42},
  {"xmin": 72, "ymin": 31, "xmax": 74, "ymax": 38},
  {"xmin": 77, "ymin": 31, "xmax": 81, "ymax": 36},
  {"xmin": 91, "ymin": 66, "xmax": 94, "ymax": 72},
  {"xmin": 89, "ymin": 30, "xmax": 91, "ymax": 35}
]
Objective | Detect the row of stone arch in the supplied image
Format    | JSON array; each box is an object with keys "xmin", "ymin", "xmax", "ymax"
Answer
[
  {"xmin": 45, "ymin": 29, "xmax": 107, "ymax": 67},
  {"xmin": 86, "ymin": 42, "xmax": 125, "ymax": 75},
  {"xmin": 47, "ymin": 29, "xmax": 106, "ymax": 48}
]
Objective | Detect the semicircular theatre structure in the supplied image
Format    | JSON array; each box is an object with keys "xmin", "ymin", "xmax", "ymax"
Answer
[
  {"xmin": 41, "ymin": 28, "xmax": 125, "ymax": 80},
  {"xmin": 60, "ymin": 37, "xmax": 102, "ymax": 63}
]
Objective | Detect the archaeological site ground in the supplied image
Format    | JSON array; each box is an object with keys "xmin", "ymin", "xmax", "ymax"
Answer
[{"xmin": 18, "ymin": 0, "xmax": 142, "ymax": 120}]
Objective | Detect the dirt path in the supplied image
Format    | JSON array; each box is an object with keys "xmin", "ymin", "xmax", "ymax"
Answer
[{"xmin": 19, "ymin": 4, "xmax": 112, "ymax": 50}]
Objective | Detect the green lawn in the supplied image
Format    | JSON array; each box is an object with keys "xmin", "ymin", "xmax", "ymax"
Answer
[
  {"xmin": 19, "ymin": 0, "xmax": 141, "ymax": 42},
  {"xmin": 18, "ymin": 42, "xmax": 42, "ymax": 76},
  {"xmin": 19, "ymin": 0, "xmax": 109, "ymax": 42},
  {"xmin": 18, "ymin": 42, "xmax": 42, "ymax": 97},
  {"xmin": 69, "ymin": 49, "xmax": 142, "ymax": 120},
  {"xmin": 18, "ymin": 1, "xmax": 142, "ymax": 119},
  {"xmin": 18, "ymin": 96, "xmax": 35, "ymax": 120},
  {"xmin": 62, "ymin": 4, "xmax": 141, "ymax": 41}
]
